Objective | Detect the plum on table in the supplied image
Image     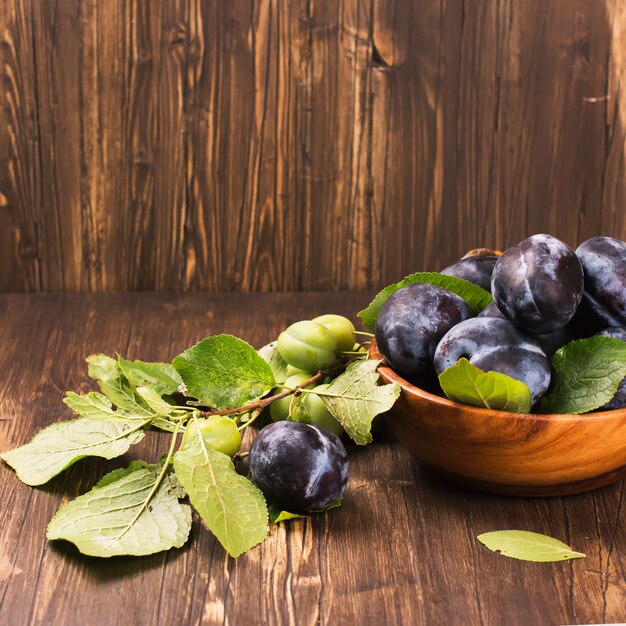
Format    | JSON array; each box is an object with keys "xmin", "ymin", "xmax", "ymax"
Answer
[{"xmin": 249, "ymin": 421, "xmax": 348, "ymax": 513}]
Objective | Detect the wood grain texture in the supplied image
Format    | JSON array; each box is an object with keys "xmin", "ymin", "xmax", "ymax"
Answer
[
  {"xmin": 1, "ymin": 292, "xmax": 626, "ymax": 625},
  {"xmin": 0, "ymin": 0, "xmax": 625, "ymax": 293}
]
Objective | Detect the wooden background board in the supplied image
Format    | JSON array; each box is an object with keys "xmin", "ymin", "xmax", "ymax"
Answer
[
  {"xmin": 1, "ymin": 292, "xmax": 625, "ymax": 625},
  {"xmin": 0, "ymin": 0, "xmax": 625, "ymax": 293}
]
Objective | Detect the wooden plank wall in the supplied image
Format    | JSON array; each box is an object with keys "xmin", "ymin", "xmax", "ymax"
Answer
[{"xmin": 0, "ymin": 0, "xmax": 625, "ymax": 293}]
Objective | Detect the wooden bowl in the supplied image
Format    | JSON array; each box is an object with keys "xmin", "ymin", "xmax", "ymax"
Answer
[{"xmin": 369, "ymin": 340, "xmax": 626, "ymax": 496}]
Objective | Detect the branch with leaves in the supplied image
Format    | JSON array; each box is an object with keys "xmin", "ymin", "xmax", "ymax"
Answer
[{"xmin": 1, "ymin": 333, "xmax": 400, "ymax": 558}]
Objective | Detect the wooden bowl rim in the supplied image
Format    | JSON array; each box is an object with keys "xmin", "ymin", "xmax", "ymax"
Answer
[{"xmin": 369, "ymin": 338, "xmax": 626, "ymax": 423}]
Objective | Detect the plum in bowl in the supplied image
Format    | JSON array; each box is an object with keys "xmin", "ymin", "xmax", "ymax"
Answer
[{"xmin": 369, "ymin": 338, "xmax": 626, "ymax": 497}]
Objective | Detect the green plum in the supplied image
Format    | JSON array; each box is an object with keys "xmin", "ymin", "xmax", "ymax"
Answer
[
  {"xmin": 181, "ymin": 415, "xmax": 241, "ymax": 457},
  {"xmin": 277, "ymin": 320, "xmax": 339, "ymax": 371},
  {"xmin": 285, "ymin": 364, "xmax": 313, "ymax": 377},
  {"xmin": 301, "ymin": 383, "xmax": 344, "ymax": 437},
  {"xmin": 270, "ymin": 373, "xmax": 314, "ymax": 422},
  {"xmin": 313, "ymin": 314, "xmax": 356, "ymax": 352}
]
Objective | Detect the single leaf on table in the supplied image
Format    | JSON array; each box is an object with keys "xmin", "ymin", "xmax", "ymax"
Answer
[
  {"xmin": 477, "ymin": 530, "xmax": 586, "ymax": 562},
  {"xmin": 0, "ymin": 418, "xmax": 147, "ymax": 486},
  {"xmin": 172, "ymin": 334, "xmax": 276, "ymax": 410},
  {"xmin": 87, "ymin": 354, "xmax": 154, "ymax": 417},
  {"xmin": 438, "ymin": 358, "xmax": 532, "ymax": 414},
  {"xmin": 117, "ymin": 357, "xmax": 183, "ymax": 395},
  {"xmin": 173, "ymin": 436, "xmax": 268, "ymax": 558},
  {"xmin": 47, "ymin": 461, "xmax": 192, "ymax": 557},
  {"xmin": 258, "ymin": 341, "xmax": 290, "ymax": 384},
  {"xmin": 358, "ymin": 272, "xmax": 493, "ymax": 330},
  {"xmin": 317, "ymin": 359, "xmax": 401, "ymax": 445},
  {"xmin": 541, "ymin": 336, "xmax": 626, "ymax": 414}
]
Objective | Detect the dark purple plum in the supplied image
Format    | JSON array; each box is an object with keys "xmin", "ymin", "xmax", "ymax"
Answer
[
  {"xmin": 479, "ymin": 300, "xmax": 581, "ymax": 357},
  {"xmin": 249, "ymin": 421, "xmax": 348, "ymax": 513},
  {"xmin": 491, "ymin": 234, "xmax": 584, "ymax": 334},
  {"xmin": 576, "ymin": 236, "xmax": 626, "ymax": 327},
  {"xmin": 477, "ymin": 301, "xmax": 507, "ymax": 319},
  {"xmin": 597, "ymin": 326, "xmax": 626, "ymax": 342},
  {"xmin": 374, "ymin": 283, "xmax": 474, "ymax": 382},
  {"xmin": 440, "ymin": 255, "xmax": 499, "ymax": 292},
  {"xmin": 434, "ymin": 317, "xmax": 551, "ymax": 404},
  {"xmin": 595, "ymin": 326, "xmax": 626, "ymax": 410}
]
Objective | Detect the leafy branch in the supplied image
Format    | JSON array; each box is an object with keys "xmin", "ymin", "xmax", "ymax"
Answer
[{"xmin": 1, "ymin": 332, "xmax": 399, "ymax": 559}]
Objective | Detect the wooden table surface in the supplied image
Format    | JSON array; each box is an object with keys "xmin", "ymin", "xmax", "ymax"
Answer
[{"xmin": 1, "ymin": 292, "xmax": 625, "ymax": 626}]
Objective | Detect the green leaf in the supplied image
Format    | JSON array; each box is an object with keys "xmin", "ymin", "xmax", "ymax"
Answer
[
  {"xmin": 0, "ymin": 419, "xmax": 147, "ymax": 486},
  {"xmin": 64, "ymin": 391, "xmax": 129, "ymax": 422},
  {"xmin": 317, "ymin": 359, "xmax": 401, "ymax": 445},
  {"xmin": 438, "ymin": 358, "xmax": 532, "ymax": 413},
  {"xmin": 87, "ymin": 355, "xmax": 153, "ymax": 417},
  {"xmin": 117, "ymin": 357, "xmax": 183, "ymax": 395},
  {"xmin": 86, "ymin": 353, "xmax": 119, "ymax": 383},
  {"xmin": 258, "ymin": 341, "xmax": 290, "ymax": 384},
  {"xmin": 172, "ymin": 334, "xmax": 276, "ymax": 410},
  {"xmin": 358, "ymin": 272, "xmax": 493, "ymax": 330},
  {"xmin": 541, "ymin": 336, "xmax": 626, "ymax": 414},
  {"xmin": 173, "ymin": 437, "xmax": 268, "ymax": 558},
  {"xmin": 47, "ymin": 462, "xmax": 192, "ymax": 557},
  {"xmin": 150, "ymin": 418, "xmax": 179, "ymax": 433},
  {"xmin": 268, "ymin": 505, "xmax": 305, "ymax": 524},
  {"xmin": 135, "ymin": 387, "xmax": 177, "ymax": 415},
  {"xmin": 66, "ymin": 388, "xmax": 178, "ymax": 433},
  {"xmin": 477, "ymin": 531, "xmax": 586, "ymax": 562}
]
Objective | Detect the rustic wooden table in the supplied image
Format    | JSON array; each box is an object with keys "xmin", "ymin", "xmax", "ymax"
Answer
[{"xmin": 1, "ymin": 293, "xmax": 625, "ymax": 625}]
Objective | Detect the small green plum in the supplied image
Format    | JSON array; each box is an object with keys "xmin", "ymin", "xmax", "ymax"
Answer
[
  {"xmin": 277, "ymin": 320, "xmax": 339, "ymax": 371},
  {"xmin": 301, "ymin": 383, "xmax": 344, "ymax": 437},
  {"xmin": 313, "ymin": 314, "xmax": 356, "ymax": 352},
  {"xmin": 270, "ymin": 373, "xmax": 314, "ymax": 422},
  {"xmin": 181, "ymin": 415, "xmax": 241, "ymax": 457},
  {"xmin": 285, "ymin": 364, "xmax": 314, "ymax": 377}
]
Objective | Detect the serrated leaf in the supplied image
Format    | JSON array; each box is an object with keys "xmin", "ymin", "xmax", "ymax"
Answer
[
  {"xmin": 541, "ymin": 336, "xmax": 626, "ymax": 414},
  {"xmin": 438, "ymin": 358, "xmax": 532, "ymax": 413},
  {"xmin": 173, "ymin": 437, "xmax": 268, "ymax": 558},
  {"xmin": 118, "ymin": 357, "xmax": 183, "ymax": 395},
  {"xmin": 87, "ymin": 354, "xmax": 153, "ymax": 417},
  {"xmin": 358, "ymin": 272, "xmax": 493, "ymax": 330},
  {"xmin": 47, "ymin": 463, "xmax": 192, "ymax": 557},
  {"xmin": 63, "ymin": 391, "xmax": 148, "ymax": 423},
  {"xmin": 268, "ymin": 505, "xmax": 305, "ymax": 524},
  {"xmin": 258, "ymin": 341, "xmax": 289, "ymax": 384},
  {"xmin": 477, "ymin": 531, "xmax": 586, "ymax": 562},
  {"xmin": 317, "ymin": 359, "xmax": 400, "ymax": 445},
  {"xmin": 0, "ymin": 419, "xmax": 147, "ymax": 486},
  {"xmin": 150, "ymin": 417, "xmax": 179, "ymax": 433},
  {"xmin": 86, "ymin": 353, "xmax": 119, "ymax": 383},
  {"xmin": 94, "ymin": 460, "xmax": 154, "ymax": 488},
  {"xmin": 135, "ymin": 386, "xmax": 177, "ymax": 415},
  {"xmin": 172, "ymin": 334, "xmax": 276, "ymax": 410}
]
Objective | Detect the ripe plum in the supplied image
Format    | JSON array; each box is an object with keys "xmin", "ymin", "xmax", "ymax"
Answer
[{"xmin": 249, "ymin": 422, "xmax": 348, "ymax": 512}]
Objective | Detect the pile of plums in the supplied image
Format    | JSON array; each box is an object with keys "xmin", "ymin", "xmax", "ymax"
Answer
[{"xmin": 375, "ymin": 234, "xmax": 626, "ymax": 410}]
